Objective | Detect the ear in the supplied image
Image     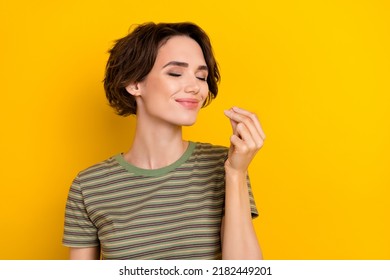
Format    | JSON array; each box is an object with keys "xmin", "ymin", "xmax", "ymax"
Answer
[{"xmin": 125, "ymin": 82, "xmax": 142, "ymax": 97}]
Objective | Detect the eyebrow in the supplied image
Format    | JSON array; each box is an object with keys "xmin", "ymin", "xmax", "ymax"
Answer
[{"xmin": 162, "ymin": 61, "xmax": 208, "ymax": 71}]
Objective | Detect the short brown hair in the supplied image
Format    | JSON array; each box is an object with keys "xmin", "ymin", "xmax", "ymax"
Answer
[{"xmin": 104, "ymin": 22, "xmax": 220, "ymax": 116}]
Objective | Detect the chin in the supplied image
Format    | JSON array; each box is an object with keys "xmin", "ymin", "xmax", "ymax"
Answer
[
  {"xmin": 181, "ymin": 122, "xmax": 196, "ymax": 127},
  {"xmin": 175, "ymin": 117, "xmax": 197, "ymax": 127},
  {"xmin": 178, "ymin": 120, "xmax": 197, "ymax": 127}
]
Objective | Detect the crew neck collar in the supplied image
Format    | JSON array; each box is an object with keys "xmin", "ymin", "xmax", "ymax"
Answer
[{"xmin": 114, "ymin": 141, "xmax": 196, "ymax": 177}]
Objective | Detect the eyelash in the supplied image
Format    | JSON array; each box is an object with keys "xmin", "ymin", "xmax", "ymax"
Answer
[{"xmin": 168, "ymin": 73, "xmax": 207, "ymax": 81}]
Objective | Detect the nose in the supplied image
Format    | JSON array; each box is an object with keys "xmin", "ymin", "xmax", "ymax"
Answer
[{"xmin": 184, "ymin": 76, "xmax": 201, "ymax": 94}]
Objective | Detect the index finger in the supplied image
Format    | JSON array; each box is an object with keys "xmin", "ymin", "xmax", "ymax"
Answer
[{"xmin": 231, "ymin": 106, "xmax": 266, "ymax": 140}]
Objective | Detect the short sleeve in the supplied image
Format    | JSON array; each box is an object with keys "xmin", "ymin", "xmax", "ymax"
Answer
[
  {"xmin": 62, "ymin": 176, "xmax": 99, "ymax": 247},
  {"xmin": 247, "ymin": 174, "xmax": 259, "ymax": 219},
  {"xmin": 221, "ymin": 174, "xmax": 259, "ymax": 219}
]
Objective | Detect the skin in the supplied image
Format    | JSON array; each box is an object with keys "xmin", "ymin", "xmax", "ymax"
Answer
[
  {"xmin": 222, "ymin": 106, "xmax": 265, "ymax": 259},
  {"xmin": 70, "ymin": 35, "xmax": 265, "ymax": 260}
]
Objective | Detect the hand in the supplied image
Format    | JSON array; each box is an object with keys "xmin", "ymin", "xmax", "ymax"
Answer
[{"xmin": 224, "ymin": 107, "xmax": 266, "ymax": 174}]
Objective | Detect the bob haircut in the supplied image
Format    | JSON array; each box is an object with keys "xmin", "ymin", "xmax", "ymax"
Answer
[{"xmin": 104, "ymin": 22, "xmax": 220, "ymax": 116}]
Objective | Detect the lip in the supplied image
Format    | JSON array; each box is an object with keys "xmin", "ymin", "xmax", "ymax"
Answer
[{"xmin": 175, "ymin": 98, "xmax": 200, "ymax": 109}]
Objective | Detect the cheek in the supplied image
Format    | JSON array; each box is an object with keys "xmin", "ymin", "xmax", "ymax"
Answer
[
  {"xmin": 156, "ymin": 78, "xmax": 181, "ymax": 94},
  {"xmin": 142, "ymin": 78, "xmax": 176, "ymax": 98},
  {"xmin": 201, "ymin": 85, "xmax": 209, "ymax": 99}
]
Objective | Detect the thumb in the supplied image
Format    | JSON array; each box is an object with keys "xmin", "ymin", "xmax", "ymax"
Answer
[{"xmin": 224, "ymin": 109, "xmax": 238, "ymax": 135}]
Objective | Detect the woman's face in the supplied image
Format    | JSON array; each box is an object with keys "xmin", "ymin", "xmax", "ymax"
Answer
[{"xmin": 128, "ymin": 35, "xmax": 209, "ymax": 127}]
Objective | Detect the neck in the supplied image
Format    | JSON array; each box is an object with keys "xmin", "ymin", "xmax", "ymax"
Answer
[{"xmin": 124, "ymin": 116, "xmax": 188, "ymax": 170}]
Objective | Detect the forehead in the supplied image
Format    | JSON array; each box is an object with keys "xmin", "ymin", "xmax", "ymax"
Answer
[{"xmin": 155, "ymin": 36, "xmax": 206, "ymax": 65}]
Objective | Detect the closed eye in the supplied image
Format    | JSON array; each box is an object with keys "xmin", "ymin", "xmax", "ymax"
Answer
[
  {"xmin": 168, "ymin": 73, "xmax": 181, "ymax": 77},
  {"xmin": 197, "ymin": 76, "xmax": 207, "ymax": 81}
]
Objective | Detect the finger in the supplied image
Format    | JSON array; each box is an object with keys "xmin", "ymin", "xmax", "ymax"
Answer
[
  {"xmin": 236, "ymin": 122, "xmax": 263, "ymax": 151},
  {"xmin": 230, "ymin": 134, "xmax": 246, "ymax": 152},
  {"xmin": 224, "ymin": 109, "xmax": 238, "ymax": 135},
  {"xmin": 231, "ymin": 107, "xmax": 266, "ymax": 140},
  {"xmin": 237, "ymin": 116, "xmax": 264, "ymax": 148},
  {"xmin": 225, "ymin": 108, "xmax": 264, "ymax": 146}
]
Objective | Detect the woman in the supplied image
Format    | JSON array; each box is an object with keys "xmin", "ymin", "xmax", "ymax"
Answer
[{"xmin": 63, "ymin": 22, "xmax": 265, "ymax": 260}]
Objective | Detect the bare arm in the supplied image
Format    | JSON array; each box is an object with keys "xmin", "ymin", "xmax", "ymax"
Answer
[
  {"xmin": 221, "ymin": 172, "xmax": 263, "ymax": 259},
  {"xmin": 221, "ymin": 107, "xmax": 265, "ymax": 260},
  {"xmin": 69, "ymin": 246, "xmax": 101, "ymax": 260}
]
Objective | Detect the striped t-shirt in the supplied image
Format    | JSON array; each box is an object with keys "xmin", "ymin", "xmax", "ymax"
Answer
[{"xmin": 63, "ymin": 141, "xmax": 258, "ymax": 259}]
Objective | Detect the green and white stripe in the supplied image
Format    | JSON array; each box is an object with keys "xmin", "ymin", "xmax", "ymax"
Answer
[{"xmin": 63, "ymin": 142, "xmax": 258, "ymax": 260}]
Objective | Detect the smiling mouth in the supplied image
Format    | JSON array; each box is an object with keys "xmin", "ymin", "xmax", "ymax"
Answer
[{"xmin": 175, "ymin": 98, "xmax": 200, "ymax": 109}]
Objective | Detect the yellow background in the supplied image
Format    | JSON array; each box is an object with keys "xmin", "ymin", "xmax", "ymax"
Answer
[{"xmin": 1, "ymin": 0, "xmax": 389, "ymax": 259}]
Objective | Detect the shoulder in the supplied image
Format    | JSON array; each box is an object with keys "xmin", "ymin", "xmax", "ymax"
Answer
[
  {"xmin": 192, "ymin": 142, "xmax": 229, "ymax": 161},
  {"xmin": 75, "ymin": 155, "xmax": 123, "ymax": 184},
  {"xmin": 194, "ymin": 141, "xmax": 228, "ymax": 153}
]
